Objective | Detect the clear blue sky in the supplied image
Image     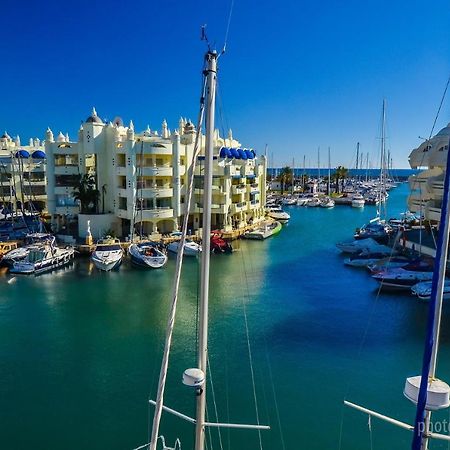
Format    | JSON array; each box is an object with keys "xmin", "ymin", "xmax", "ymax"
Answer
[{"xmin": 1, "ymin": 0, "xmax": 449, "ymax": 168}]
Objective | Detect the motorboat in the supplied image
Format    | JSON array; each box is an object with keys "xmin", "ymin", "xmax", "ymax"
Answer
[
  {"xmin": 372, "ymin": 267, "xmax": 434, "ymax": 290},
  {"xmin": 10, "ymin": 237, "xmax": 74, "ymax": 275},
  {"xmin": 344, "ymin": 250, "xmax": 397, "ymax": 268},
  {"xmin": 336, "ymin": 237, "xmax": 392, "ymax": 254},
  {"xmin": 411, "ymin": 280, "xmax": 450, "ymax": 301},
  {"xmin": 296, "ymin": 197, "xmax": 309, "ymax": 206},
  {"xmin": 281, "ymin": 196, "xmax": 297, "ymax": 205},
  {"xmin": 0, "ymin": 241, "xmax": 18, "ymax": 262},
  {"xmin": 354, "ymin": 221, "xmax": 393, "ymax": 242},
  {"xmin": 2, "ymin": 233, "xmax": 53, "ymax": 267},
  {"xmin": 351, "ymin": 194, "xmax": 365, "ymax": 208},
  {"xmin": 243, "ymin": 221, "xmax": 282, "ymax": 240},
  {"xmin": 368, "ymin": 257, "xmax": 432, "ymax": 274},
  {"xmin": 367, "ymin": 255, "xmax": 415, "ymax": 273},
  {"xmin": 167, "ymin": 239, "xmax": 202, "ymax": 256},
  {"xmin": 91, "ymin": 237, "xmax": 124, "ymax": 271},
  {"xmin": 267, "ymin": 207, "xmax": 290, "ymax": 222},
  {"xmin": 306, "ymin": 197, "xmax": 321, "ymax": 207},
  {"xmin": 129, "ymin": 241, "xmax": 168, "ymax": 269},
  {"xmin": 320, "ymin": 197, "xmax": 335, "ymax": 208},
  {"xmin": 210, "ymin": 233, "xmax": 233, "ymax": 253}
]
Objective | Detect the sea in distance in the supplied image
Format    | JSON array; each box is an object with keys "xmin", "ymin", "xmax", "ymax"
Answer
[
  {"xmin": 2, "ymin": 182, "xmax": 450, "ymax": 450},
  {"xmin": 268, "ymin": 167, "xmax": 419, "ymax": 180}
]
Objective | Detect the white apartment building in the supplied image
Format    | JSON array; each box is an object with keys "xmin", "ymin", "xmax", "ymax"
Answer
[
  {"xmin": 408, "ymin": 122, "xmax": 450, "ymax": 223},
  {"xmin": 45, "ymin": 108, "xmax": 267, "ymax": 239},
  {"xmin": 0, "ymin": 132, "xmax": 47, "ymax": 213}
]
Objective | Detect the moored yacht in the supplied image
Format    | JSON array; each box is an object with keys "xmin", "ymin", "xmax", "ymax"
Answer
[
  {"xmin": 372, "ymin": 267, "xmax": 434, "ymax": 290},
  {"xmin": 267, "ymin": 207, "xmax": 290, "ymax": 222},
  {"xmin": 91, "ymin": 237, "xmax": 124, "ymax": 271},
  {"xmin": 10, "ymin": 236, "xmax": 74, "ymax": 275},
  {"xmin": 2, "ymin": 233, "xmax": 53, "ymax": 267},
  {"xmin": 167, "ymin": 239, "xmax": 202, "ymax": 256},
  {"xmin": 336, "ymin": 237, "xmax": 392, "ymax": 254},
  {"xmin": 243, "ymin": 220, "xmax": 282, "ymax": 240},
  {"xmin": 351, "ymin": 194, "xmax": 365, "ymax": 208},
  {"xmin": 128, "ymin": 241, "xmax": 168, "ymax": 269}
]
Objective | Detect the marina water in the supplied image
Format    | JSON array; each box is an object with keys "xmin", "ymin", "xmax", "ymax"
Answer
[{"xmin": 2, "ymin": 182, "xmax": 450, "ymax": 449}]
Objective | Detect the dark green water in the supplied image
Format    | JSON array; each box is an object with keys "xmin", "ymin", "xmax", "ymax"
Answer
[{"xmin": 2, "ymin": 183, "xmax": 450, "ymax": 450}]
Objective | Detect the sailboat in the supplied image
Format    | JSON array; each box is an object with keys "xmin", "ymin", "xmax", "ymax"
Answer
[
  {"xmin": 136, "ymin": 48, "xmax": 270, "ymax": 450},
  {"xmin": 344, "ymin": 134, "xmax": 450, "ymax": 449},
  {"xmin": 128, "ymin": 141, "xmax": 168, "ymax": 269}
]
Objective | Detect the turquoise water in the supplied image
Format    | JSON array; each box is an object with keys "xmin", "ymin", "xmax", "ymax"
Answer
[{"xmin": 2, "ymin": 182, "xmax": 450, "ymax": 450}]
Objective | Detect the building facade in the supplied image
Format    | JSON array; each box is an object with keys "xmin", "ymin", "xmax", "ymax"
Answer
[
  {"xmin": 408, "ymin": 122, "xmax": 450, "ymax": 223},
  {"xmin": 45, "ymin": 109, "xmax": 267, "ymax": 238},
  {"xmin": 0, "ymin": 132, "xmax": 47, "ymax": 213}
]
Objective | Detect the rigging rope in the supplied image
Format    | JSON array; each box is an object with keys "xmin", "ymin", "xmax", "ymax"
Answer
[
  {"xmin": 207, "ymin": 355, "xmax": 224, "ymax": 450},
  {"xmin": 238, "ymin": 249, "xmax": 264, "ymax": 450},
  {"xmin": 221, "ymin": 0, "xmax": 235, "ymax": 54}
]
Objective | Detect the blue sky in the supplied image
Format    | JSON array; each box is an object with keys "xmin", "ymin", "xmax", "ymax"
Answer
[{"xmin": 1, "ymin": 0, "xmax": 449, "ymax": 168}]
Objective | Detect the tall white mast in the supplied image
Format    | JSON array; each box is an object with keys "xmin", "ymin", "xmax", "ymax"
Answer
[
  {"xmin": 195, "ymin": 49, "xmax": 217, "ymax": 450},
  {"xmin": 327, "ymin": 147, "xmax": 331, "ymax": 195},
  {"xmin": 292, "ymin": 157, "xmax": 295, "ymax": 195},
  {"xmin": 317, "ymin": 146, "xmax": 320, "ymax": 185}
]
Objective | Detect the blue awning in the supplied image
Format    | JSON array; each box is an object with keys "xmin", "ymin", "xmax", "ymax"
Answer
[
  {"xmin": 32, "ymin": 150, "xmax": 46, "ymax": 159},
  {"xmin": 219, "ymin": 147, "xmax": 232, "ymax": 158},
  {"xmin": 232, "ymin": 175, "xmax": 242, "ymax": 179},
  {"xmin": 15, "ymin": 149, "xmax": 30, "ymax": 158},
  {"xmin": 237, "ymin": 149, "xmax": 247, "ymax": 160},
  {"xmin": 230, "ymin": 148, "xmax": 240, "ymax": 159},
  {"xmin": 246, "ymin": 174, "xmax": 256, "ymax": 178},
  {"xmin": 245, "ymin": 149, "xmax": 255, "ymax": 159}
]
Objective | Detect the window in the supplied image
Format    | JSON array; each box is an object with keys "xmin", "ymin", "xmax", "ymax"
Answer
[
  {"xmin": 55, "ymin": 175, "xmax": 79, "ymax": 187},
  {"xmin": 119, "ymin": 197, "xmax": 127, "ymax": 210}
]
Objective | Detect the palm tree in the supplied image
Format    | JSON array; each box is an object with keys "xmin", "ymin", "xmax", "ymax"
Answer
[
  {"xmin": 73, "ymin": 174, "xmax": 100, "ymax": 213},
  {"xmin": 277, "ymin": 166, "xmax": 292, "ymax": 194},
  {"xmin": 334, "ymin": 166, "xmax": 348, "ymax": 194}
]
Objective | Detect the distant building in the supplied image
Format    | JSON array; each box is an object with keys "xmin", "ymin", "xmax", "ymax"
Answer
[
  {"xmin": 0, "ymin": 132, "xmax": 47, "ymax": 213},
  {"xmin": 45, "ymin": 109, "xmax": 267, "ymax": 239},
  {"xmin": 408, "ymin": 122, "xmax": 450, "ymax": 224}
]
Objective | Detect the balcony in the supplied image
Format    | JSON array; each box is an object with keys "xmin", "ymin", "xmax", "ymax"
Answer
[
  {"xmin": 55, "ymin": 205, "xmax": 79, "ymax": 215},
  {"xmin": 137, "ymin": 187, "xmax": 173, "ymax": 198},
  {"xmin": 231, "ymin": 202, "xmax": 246, "ymax": 214},
  {"xmin": 426, "ymin": 202, "xmax": 442, "ymax": 222},
  {"xmin": 430, "ymin": 180, "xmax": 444, "ymax": 199},
  {"xmin": 231, "ymin": 184, "xmax": 246, "ymax": 195},
  {"xmin": 54, "ymin": 186, "xmax": 75, "ymax": 195},
  {"xmin": 247, "ymin": 183, "xmax": 259, "ymax": 194},
  {"xmin": 194, "ymin": 203, "xmax": 227, "ymax": 214},
  {"xmin": 54, "ymin": 165, "xmax": 79, "ymax": 175},
  {"xmin": 138, "ymin": 207, "xmax": 174, "ymax": 220},
  {"xmin": 142, "ymin": 145, "xmax": 172, "ymax": 155},
  {"xmin": 142, "ymin": 166, "xmax": 173, "ymax": 177},
  {"xmin": 117, "ymin": 209, "xmax": 130, "ymax": 219}
]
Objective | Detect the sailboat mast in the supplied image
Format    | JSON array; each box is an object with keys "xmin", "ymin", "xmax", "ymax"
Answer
[
  {"xmin": 328, "ymin": 147, "xmax": 331, "ymax": 195},
  {"xmin": 317, "ymin": 146, "xmax": 320, "ymax": 185},
  {"xmin": 412, "ymin": 137, "xmax": 450, "ymax": 450},
  {"xmin": 195, "ymin": 49, "xmax": 217, "ymax": 450},
  {"xmin": 292, "ymin": 157, "xmax": 295, "ymax": 195}
]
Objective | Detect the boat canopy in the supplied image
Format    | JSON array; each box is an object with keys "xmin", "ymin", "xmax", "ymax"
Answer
[
  {"xmin": 31, "ymin": 150, "xmax": 46, "ymax": 159},
  {"xmin": 15, "ymin": 149, "xmax": 30, "ymax": 158}
]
